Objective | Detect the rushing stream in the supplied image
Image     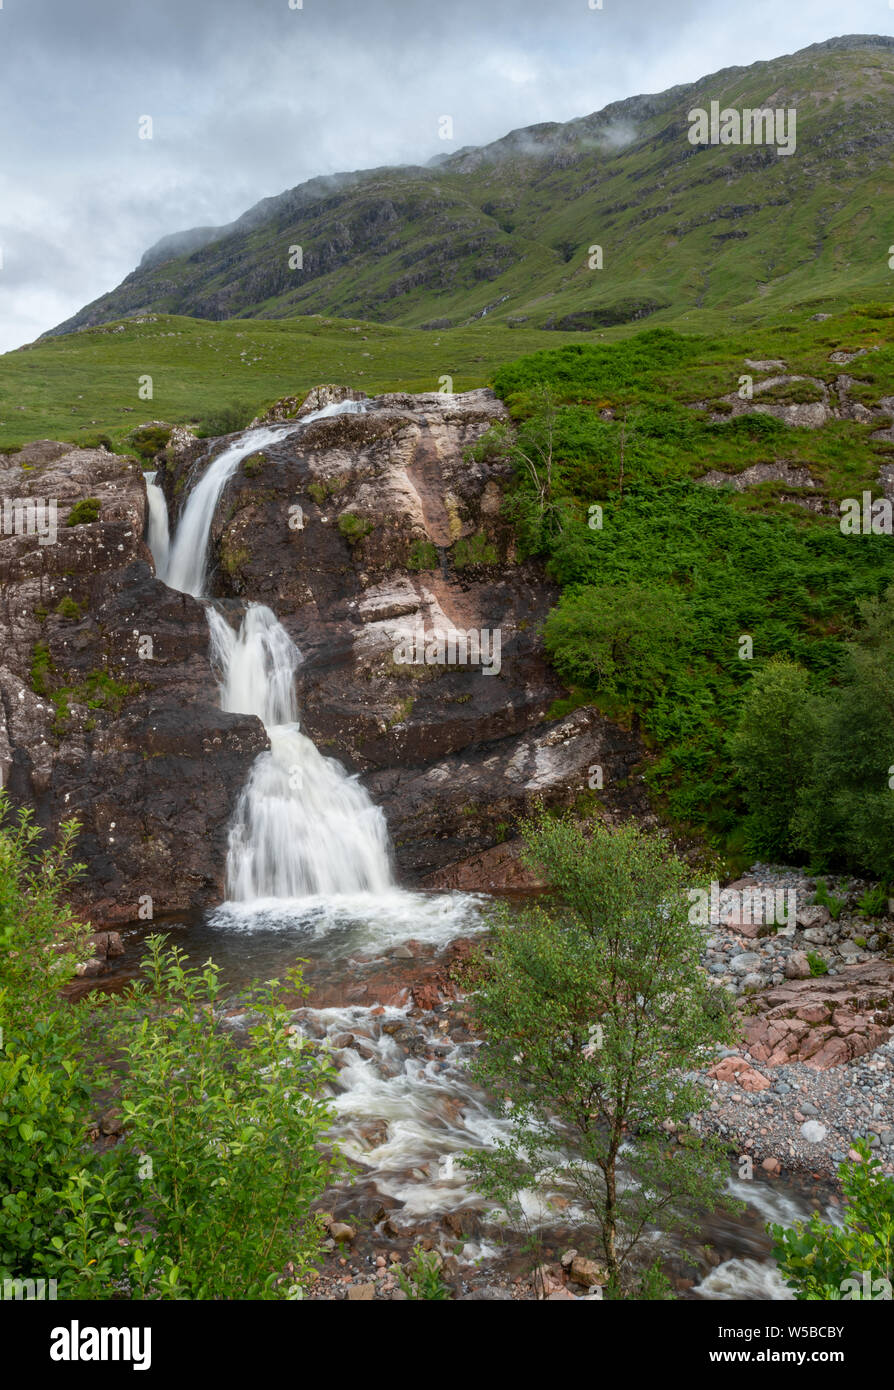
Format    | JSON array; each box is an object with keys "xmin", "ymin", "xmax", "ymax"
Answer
[{"xmin": 141, "ymin": 411, "xmax": 829, "ymax": 1298}]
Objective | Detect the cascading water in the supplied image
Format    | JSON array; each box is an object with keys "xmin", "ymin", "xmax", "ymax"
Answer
[
  {"xmin": 145, "ymin": 400, "xmax": 395, "ymax": 901},
  {"xmin": 161, "ymin": 404, "xmax": 357, "ymax": 596},
  {"xmin": 144, "ymin": 470, "xmax": 170, "ymax": 578},
  {"xmin": 207, "ymin": 603, "xmax": 393, "ymax": 899}
]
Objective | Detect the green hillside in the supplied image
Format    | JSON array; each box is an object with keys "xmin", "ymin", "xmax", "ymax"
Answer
[{"xmin": 44, "ymin": 35, "xmax": 894, "ymax": 342}]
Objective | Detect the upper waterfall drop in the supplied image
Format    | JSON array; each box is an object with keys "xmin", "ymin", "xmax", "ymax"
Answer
[
  {"xmin": 160, "ymin": 400, "xmax": 365, "ymax": 598},
  {"xmin": 144, "ymin": 470, "xmax": 170, "ymax": 579}
]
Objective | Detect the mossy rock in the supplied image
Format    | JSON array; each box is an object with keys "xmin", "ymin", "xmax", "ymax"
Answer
[
  {"xmin": 66, "ymin": 497, "xmax": 101, "ymax": 526},
  {"xmin": 338, "ymin": 512, "xmax": 374, "ymax": 546},
  {"xmin": 407, "ymin": 539, "xmax": 439, "ymax": 571},
  {"xmin": 55, "ymin": 596, "xmax": 82, "ymax": 621},
  {"xmin": 453, "ymin": 531, "xmax": 498, "ymax": 569}
]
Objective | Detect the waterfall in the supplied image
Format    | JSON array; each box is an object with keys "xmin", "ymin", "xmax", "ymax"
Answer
[
  {"xmin": 146, "ymin": 400, "xmax": 396, "ymax": 902},
  {"xmin": 144, "ymin": 471, "xmax": 170, "ymax": 579},
  {"xmin": 208, "ymin": 604, "xmax": 394, "ymax": 900},
  {"xmin": 161, "ymin": 402, "xmax": 363, "ymax": 597}
]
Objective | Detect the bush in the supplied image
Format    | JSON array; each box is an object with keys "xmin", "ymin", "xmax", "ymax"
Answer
[
  {"xmin": 0, "ymin": 800, "xmax": 337, "ymax": 1299},
  {"xmin": 770, "ymin": 1142, "xmax": 894, "ymax": 1299},
  {"xmin": 337, "ymin": 512, "xmax": 373, "ymax": 546},
  {"xmin": 128, "ymin": 426, "xmax": 171, "ymax": 460},
  {"xmin": 544, "ymin": 581, "xmax": 691, "ymax": 709},
  {"xmin": 857, "ymin": 884, "xmax": 889, "ymax": 918},
  {"xmin": 806, "ymin": 950, "xmax": 829, "ymax": 977},
  {"xmin": 195, "ymin": 402, "xmax": 255, "ymax": 439},
  {"xmin": 729, "ymin": 659, "xmax": 821, "ymax": 858}
]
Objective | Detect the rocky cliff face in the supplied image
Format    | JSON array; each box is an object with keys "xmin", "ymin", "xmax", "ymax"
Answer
[
  {"xmin": 0, "ymin": 388, "xmax": 648, "ymax": 924},
  {"xmin": 0, "ymin": 440, "xmax": 266, "ymax": 923}
]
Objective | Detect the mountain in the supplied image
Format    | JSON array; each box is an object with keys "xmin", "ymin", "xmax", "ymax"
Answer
[{"xmin": 48, "ymin": 34, "xmax": 894, "ymax": 338}]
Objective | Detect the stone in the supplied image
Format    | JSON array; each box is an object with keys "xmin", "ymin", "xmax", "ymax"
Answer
[
  {"xmin": 346, "ymin": 1283, "xmax": 375, "ymax": 1300},
  {"xmin": 801, "ymin": 1120, "xmax": 828, "ymax": 1144},
  {"xmin": 798, "ymin": 905, "xmax": 831, "ymax": 931},
  {"xmin": 730, "ymin": 952, "xmax": 762, "ymax": 975},
  {"xmin": 570, "ymin": 1255, "xmax": 608, "ymax": 1287},
  {"xmin": 329, "ymin": 1222, "xmax": 356, "ymax": 1243},
  {"xmin": 761, "ymin": 1157, "xmax": 781, "ymax": 1174},
  {"xmin": 784, "ymin": 952, "xmax": 811, "ymax": 980}
]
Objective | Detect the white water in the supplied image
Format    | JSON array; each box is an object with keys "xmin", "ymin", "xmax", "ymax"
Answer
[
  {"xmin": 160, "ymin": 403, "xmax": 362, "ymax": 596},
  {"xmin": 208, "ymin": 603, "xmax": 394, "ymax": 899},
  {"xmin": 144, "ymin": 471, "xmax": 170, "ymax": 578}
]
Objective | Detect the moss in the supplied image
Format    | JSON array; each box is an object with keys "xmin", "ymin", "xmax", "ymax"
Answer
[
  {"xmin": 242, "ymin": 452, "xmax": 266, "ymax": 478},
  {"xmin": 220, "ymin": 542, "xmax": 250, "ymax": 577},
  {"xmin": 386, "ymin": 697, "xmax": 415, "ymax": 729},
  {"xmin": 445, "ymin": 495, "xmax": 464, "ymax": 541},
  {"xmin": 453, "ymin": 531, "xmax": 498, "ymax": 569},
  {"xmin": 338, "ymin": 512, "xmax": 374, "ymax": 546},
  {"xmin": 66, "ymin": 497, "xmax": 101, "ymax": 526},
  {"xmin": 31, "ymin": 642, "xmax": 53, "ymax": 696},
  {"xmin": 55, "ymin": 596, "xmax": 82, "ymax": 621},
  {"xmin": 308, "ymin": 475, "xmax": 349, "ymax": 505},
  {"xmin": 407, "ymin": 539, "xmax": 439, "ymax": 571}
]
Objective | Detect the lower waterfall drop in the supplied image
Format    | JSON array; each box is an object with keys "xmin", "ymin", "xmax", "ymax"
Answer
[{"xmin": 207, "ymin": 603, "xmax": 394, "ymax": 900}]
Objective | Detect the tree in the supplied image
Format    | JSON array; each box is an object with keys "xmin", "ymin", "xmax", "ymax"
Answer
[
  {"xmin": 793, "ymin": 586, "xmax": 894, "ymax": 879},
  {"xmin": 770, "ymin": 1141, "xmax": 893, "ymax": 1300},
  {"xmin": 464, "ymin": 815, "xmax": 738, "ymax": 1291},
  {"xmin": 729, "ymin": 657, "xmax": 821, "ymax": 859},
  {"xmin": 544, "ymin": 581, "xmax": 691, "ymax": 709}
]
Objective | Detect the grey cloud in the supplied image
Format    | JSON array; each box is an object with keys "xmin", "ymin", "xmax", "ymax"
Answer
[{"xmin": 0, "ymin": 0, "xmax": 886, "ymax": 351}]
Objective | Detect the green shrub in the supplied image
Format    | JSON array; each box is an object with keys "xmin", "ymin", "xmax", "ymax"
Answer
[
  {"xmin": 453, "ymin": 532, "xmax": 498, "ymax": 569},
  {"xmin": 463, "ymin": 815, "xmax": 737, "ymax": 1290},
  {"xmin": 812, "ymin": 879, "xmax": 845, "ymax": 920},
  {"xmin": 407, "ymin": 539, "xmax": 439, "ymax": 570},
  {"xmin": 242, "ymin": 452, "xmax": 266, "ymax": 477},
  {"xmin": 806, "ymin": 950, "xmax": 829, "ymax": 977},
  {"xmin": 544, "ymin": 581, "xmax": 691, "ymax": 709},
  {"xmin": 857, "ymin": 884, "xmax": 889, "ymax": 917},
  {"xmin": 55, "ymin": 596, "xmax": 81, "ymax": 621},
  {"xmin": 337, "ymin": 512, "xmax": 373, "ymax": 546},
  {"xmin": 195, "ymin": 402, "xmax": 255, "ymax": 439},
  {"xmin": 770, "ymin": 1141, "xmax": 894, "ymax": 1299},
  {"xmin": 0, "ymin": 798, "xmax": 337, "ymax": 1299},
  {"xmin": 392, "ymin": 1245, "xmax": 451, "ymax": 1300},
  {"xmin": 66, "ymin": 498, "xmax": 101, "ymax": 526},
  {"xmin": 128, "ymin": 425, "xmax": 171, "ymax": 459}
]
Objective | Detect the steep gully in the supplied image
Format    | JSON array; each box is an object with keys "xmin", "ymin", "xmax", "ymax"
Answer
[{"xmin": 141, "ymin": 406, "xmax": 819, "ymax": 1299}]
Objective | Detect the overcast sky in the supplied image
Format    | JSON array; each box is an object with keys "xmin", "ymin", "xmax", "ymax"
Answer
[{"xmin": 0, "ymin": 0, "xmax": 890, "ymax": 353}]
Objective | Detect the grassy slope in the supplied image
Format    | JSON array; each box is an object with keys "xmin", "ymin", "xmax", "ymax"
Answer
[{"xmin": 0, "ymin": 313, "xmax": 588, "ymax": 450}]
